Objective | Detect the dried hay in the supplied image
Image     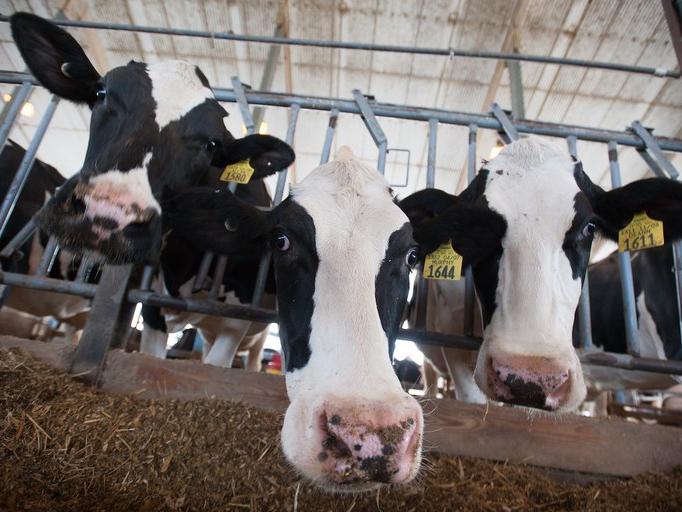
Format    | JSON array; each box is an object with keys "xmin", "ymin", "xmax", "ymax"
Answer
[{"xmin": 1, "ymin": 348, "xmax": 680, "ymax": 511}]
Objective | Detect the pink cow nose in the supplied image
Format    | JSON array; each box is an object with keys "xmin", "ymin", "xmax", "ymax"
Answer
[
  {"xmin": 489, "ymin": 356, "xmax": 571, "ymax": 410},
  {"xmin": 316, "ymin": 405, "xmax": 421, "ymax": 485}
]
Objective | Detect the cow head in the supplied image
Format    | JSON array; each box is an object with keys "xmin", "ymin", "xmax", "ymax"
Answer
[
  {"xmin": 401, "ymin": 136, "xmax": 682, "ymax": 412},
  {"xmin": 168, "ymin": 149, "xmax": 423, "ymax": 490},
  {"xmin": 10, "ymin": 13, "xmax": 294, "ymax": 263}
]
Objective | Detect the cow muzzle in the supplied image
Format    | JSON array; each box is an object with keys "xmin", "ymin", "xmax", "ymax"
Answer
[{"xmin": 282, "ymin": 396, "xmax": 423, "ymax": 491}]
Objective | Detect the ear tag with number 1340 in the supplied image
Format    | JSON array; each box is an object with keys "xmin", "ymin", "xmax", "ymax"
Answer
[{"xmin": 423, "ymin": 241, "xmax": 462, "ymax": 280}]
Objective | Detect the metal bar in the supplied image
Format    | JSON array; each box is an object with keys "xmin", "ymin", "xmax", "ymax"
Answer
[
  {"xmin": 608, "ymin": 141, "xmax": 641, "ymax": 356},
  {"xmin": 2, "ymin": 71, "xmax": 682, "ymax": 152},
  {"xmin": 208, "ymin": 255, "xmax": 228, "ymax": 300},
  {"xmin": 662, "ymin": 0, "xmax": 682, "ymax": 72},
  {"xmin": 140, "ymin": 265, "xmax": 154, "ymax": 290},
  {"xmin": 0, "ymin": 15, "xmax": 677, "ymax": 78},
  {"xmin": 568, "ymin": 136, "xmax": 594, "ymax": 350},
  {"xmin": 377, "ymin": 140, "xmax": 387, "ymax": 174},
  {"xmin": 251, "ymin": 252, "xmax": 271, "ymax": 307},
  {"xmin": 636, "ymin": 149, "xmax": 666, "ymax": 178},
  {"xmin": 75, "ymin": 256, "xmax": 92, "ymax": 282},
  {"xmin": 0, "ymin": 81, "xmax": 31, "ymax": 150},
  {"xmin": 192, "ymin": 252, "xmax": 214, "ymax": 293},
  {"xmin": 34, "ymin": 236, "xmax": 58, "ymax": 277},
  {"xmin": 71, "ymin": 264, "xmax": 135, "ymax": 384},
  {"xmin": 463, "ymin": 124, "xmax": 478, "ymax": 337},
  {"xmin": 672, "ymin": 242, "xmax": 682, "ymax": 359},
  {"xmin": 0, "ymin": 216, "xmax": 37, "ymax": 258},
  {"xmin": 507, "ymin": 60, "xmax": 525, "ymax": 120},
  {"xmin": 490, "ymin": 103, "xmax": 519, "ymax": 143},
  {"xmin": 0, "ymin": 271, "xmax": 97, "ymax": 297},
  {"xmin": 352, "ymin": 90, "xmax": 389, "ymax": 172},
  {"xmin": 319, "ymin": 108, "xmax": 339, "ymax": 164},
  {"xmin": 630, "ymin": 121, "xmax": 679, "ymax": 179},
  {"xmin": 231, "ymin": 76, "xmax": 255, "ymax": 135},
  {"xmin": 0, "ymin": 95, "xmax": 59, "ymax": 240},
  {"xmin": 426, "ymin": 118, "xmax": 438, "ymax": 188}
]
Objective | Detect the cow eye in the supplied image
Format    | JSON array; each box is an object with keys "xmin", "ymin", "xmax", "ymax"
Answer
[
  {"xmin": 205, "ymin": 139, "xmax": 218, "ymax": 151},
  {"xmin": 581, "ymin": 222, "xmax": 596, "ymax": 238},
  {"xmin": 275, "ymin": 233, "xmax": 290, "ymax": 251},
  {"xmin": 95, "ymin": 88, "xmax": 106, "ymax": 101},
  {"xmin": 405, "ymin": 247, "xmax": 419, "ymax": 268}
]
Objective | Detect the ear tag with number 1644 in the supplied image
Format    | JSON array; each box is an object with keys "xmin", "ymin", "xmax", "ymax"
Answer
[{"xmin": 423, "ymin": 241, "xmax": 462, "ymax": 280}]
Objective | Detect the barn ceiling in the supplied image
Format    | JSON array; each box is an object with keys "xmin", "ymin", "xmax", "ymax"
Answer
[{"xmin": 0, "ymin": 0, "xmax": 681, "ymax": 202}]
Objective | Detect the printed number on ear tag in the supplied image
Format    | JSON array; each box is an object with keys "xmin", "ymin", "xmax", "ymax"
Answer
[
  {"xmin": 423, "ymin": 241, "xmax": 462, "ymax": 280},
  {"xmin": 618, "ymin": 212, "xmax": 664, "ymax": 253},
  {"xmin": 220, "ymin": 159, "xmax": 255, "ymax": 184}
]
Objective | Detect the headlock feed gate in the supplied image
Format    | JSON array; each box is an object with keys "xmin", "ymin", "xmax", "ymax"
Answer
[{"xmin": 0, "ymin": 15, "xmax": 681, "ymax": 390}]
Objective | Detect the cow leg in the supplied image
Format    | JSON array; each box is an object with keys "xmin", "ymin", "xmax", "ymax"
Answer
[
  {"xmin": 421, "ymin": 359, "xmax": 440, "ymax": 398},
  {"xmin": 202, "ymin": 319, "xmax": 252, "ymax": 368},
  {"xmin": 140, "ymin": 305, "xmax": 169, "ymax": 359},
  {"xmin": 244, "ymin": 329, "xmax": 268, "ymax": 372},
  {"xmin": 441, "ymin": 347, "xmax": 487, "ymax": 404}
]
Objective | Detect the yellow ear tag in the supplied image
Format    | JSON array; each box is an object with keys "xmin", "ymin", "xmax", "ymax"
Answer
[
  {"xmin": 423, "ymin": 241, "xmax": 462, "ymax": 280},
  {"xmin": 220, "ymin": 159, "xmax": 255, "ymax": 184},
  {"xmin": 618, "ymin": 212, "xmax": 664, "ymax": 252}
]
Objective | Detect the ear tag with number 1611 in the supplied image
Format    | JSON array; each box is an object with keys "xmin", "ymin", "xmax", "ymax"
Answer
[
  {"xmin": 618, "ymin": 212, "xmax": 664, "ymax": 253},
  {"xmin": 220, "ymin": 159, "xmax": 255, "ymax": 184},
  {"xmin": 423, "ymin": 241, "xmax": 462, "ymax": 280}
]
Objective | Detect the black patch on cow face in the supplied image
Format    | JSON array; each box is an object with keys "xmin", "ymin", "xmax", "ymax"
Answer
[
  {"xmin": 562, "ymin": 192, "xmax": 596, "ymax": 282},
  {"xmin": 269, "ymin": 198, "xmax": 318, "ymax": 372},
  {"xmin": 375, "ymin": 223, "xmax": 414, "ymax": 359}
]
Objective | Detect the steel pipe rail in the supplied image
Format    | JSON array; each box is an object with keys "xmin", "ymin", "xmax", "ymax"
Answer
[
  {"xmin": 0, "ymin": 15, "xmax": 678, "ymax": 78},
  {"xmin": 1, "ymin": 70, "xmax": 681, "ymax": 152}
]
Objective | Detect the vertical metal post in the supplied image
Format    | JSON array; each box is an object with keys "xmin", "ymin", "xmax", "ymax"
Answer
[
  {"xmin": 320, "ymin": 108, "xmax": 339, "ymax": 164},
  {"xmin": 209, "ymin": 255, "xmax": 228, "ymax": 300},
  {"xmin": 0, "ymin": 81, "xmax": 32, "ymax": 150},
  {"xmin": 34, "ymin": 236, "xmax": 59, "ymax": 277},
  {"xmin": 252, "ymin": 104, "xmax": 300, "ymax": 307},
  {"xmin": 608, "ymin": 141, "xmax": 640, "ymax": 356},
  {"xmin": 507, "ymin": 60, "xmax": 526, "ymax": 120},
  {"xmin": 0, "ymin": 95, "xmax": 59, "ymax": 239},
  {"xmin": 193, "ymin": 252, "xmax": 214, "ymax": 292},
  {"xmin": 70, "ymin": 263, "xmax": 135, "ymax": 384},
  {"xmin": 568, "ymin": 136, "xmax": 594, "ymax": 350},
  {"xmin": 140, "ymin": 265, "xmax": 154, "ymax": 290},
  {"xmin": 490, "ymin": 102, "xmax": 520, "ymax": 143},
  {"xmin": 426, "ymin": 118, "xmax": 438, "ymax": 188},
  {"xmin": 231, "ymin": 76, "xmax": 255, "ymax": 135},
  {"xmin": 352, "ymin": 89, "xmax": 389, "ymax": 174},
  {"xmin": 463, "ymin": 124, "xmax": 478, "ymax": 337}
]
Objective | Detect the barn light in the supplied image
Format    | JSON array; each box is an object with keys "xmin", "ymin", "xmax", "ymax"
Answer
[
  {"xmin": 258, "ymin": 121, "xmax": 268, "ymax": 135},
  {"xmin": 2, "ymin": 93, "xmax": 11, "ymax": 102},
  {"xmin": 241, "ymin": 123, "xmax": 247, "ymax": 135},
  {"xmin": 20, "ymin": 102, "xmax": 35, "ymax": 118},
  {"xmin": 488, "ymin": 142, "xmax": 504, "ymax": 159}
]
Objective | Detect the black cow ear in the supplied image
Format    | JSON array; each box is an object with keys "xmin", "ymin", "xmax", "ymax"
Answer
[
  {"xmin": 399, "ymin": 189, "xmax": 458, "ymax": 231},
  {"xmin": 10, "ymin": 13, "xmax": 101, "ymax": 105},
  {"xmin": 591, "ymin": 178, "xmax": 682, "ymax": 242},
  {"xmin": 212, "ymin": 134, "xmax": 295, "ymax": 179},
  {"xmin": 165, "ymin": 187, "xmax": 269, "ymax": 255},
  {"xmin": 415, "ymin": 202, "xmax": 507, "ymax": 266}
]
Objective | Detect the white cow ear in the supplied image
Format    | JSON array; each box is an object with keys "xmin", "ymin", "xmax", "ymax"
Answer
[{"xmin": 11, "ymin": 12, "xmax": 101, "ymax": 105}]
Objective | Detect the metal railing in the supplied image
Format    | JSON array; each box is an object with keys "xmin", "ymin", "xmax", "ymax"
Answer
[{"xmin": 0, "ymin": 68, "xmax": 682, "ymax": 381}]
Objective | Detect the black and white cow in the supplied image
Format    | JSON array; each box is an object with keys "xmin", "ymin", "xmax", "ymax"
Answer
[
  {"xmin": 0, "ymin": 140, "xmax": 91, "ymax": 335},
  {"xmin": 169, "ymin": 148, "xmax": 423, "ymax": 489},
  {"xmin": 10, "ymin": 13, "xmax": 293, "ymax": 264},
  {"xmin": 139, "ymin": 177, "xmax": 277, "ymax": 369},
  {"xmin": 579, "ymin": 244, "xmax": 682, "ymax": 389},
  {"xmin": 401, "ymin": 137, "xmax": 682, "ymax": 412}
]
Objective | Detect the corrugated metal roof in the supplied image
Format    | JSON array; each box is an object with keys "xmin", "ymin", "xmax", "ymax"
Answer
[{"xmin": 0, "ymin": 0, "xmax": 680, "ymax": 198}]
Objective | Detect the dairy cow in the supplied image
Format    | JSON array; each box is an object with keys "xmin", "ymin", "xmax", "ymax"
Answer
[
  {"xmin": 10, "ymin": 13, "xmax": 293, "ymax": 264},
  {"xmin": 169, "ymin": 149, "xmax": 423, "ymax": 489},
  {"xmin": 401, "ymin": 137, "xmax": 682, "ymax": 412}
]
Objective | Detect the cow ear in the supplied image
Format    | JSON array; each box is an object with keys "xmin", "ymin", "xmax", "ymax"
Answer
[
  {"xmin": 399, "ymin": 189, "xmax": 458, "ymax": 232},
  {"xmin": 165, "ymin": 187, "xmax": 269, "ymax": 255},
  {"xmin": 415, "ymin": 202, "xmax": 507, "ymax": 266},
  {"xmin": 212, "ymin": 134, "xmax": 295, "ymax": 179},
  {"xmin": 10, "ymin": 13, "xmax": 101, "ymax": 105},
  {"xmin": 591, "ymin": 178, "xmax": 682, "ymax": 242}
]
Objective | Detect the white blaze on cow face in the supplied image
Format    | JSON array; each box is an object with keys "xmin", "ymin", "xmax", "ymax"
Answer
[
  {"xmin": 475, "ymin": 138, "xmax": 587, "ymax": 411},
  {"xmin": 146, "ymin": 60, "xmax": 214, "ymax": 129},
  {"xmin": 278, "ymin": 152, "xmax": 423, "ymax": 490}
]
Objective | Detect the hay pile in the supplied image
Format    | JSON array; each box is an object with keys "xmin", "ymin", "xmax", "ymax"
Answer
[{"xmin": 1, "ymin": 348, "xmax": 680, "ymax": 512}]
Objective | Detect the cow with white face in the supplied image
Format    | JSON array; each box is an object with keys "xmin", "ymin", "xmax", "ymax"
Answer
[
  {"xmin": 169, "ymin": 149, "xmax": 423, "ymax": 490},
  {"xmin": 10, "ymin": 13, "xmax": 293, "ymax": 263},
  {"xmin": 401, "ymin": 137, "xmax": 682, "ymax": 412}
]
